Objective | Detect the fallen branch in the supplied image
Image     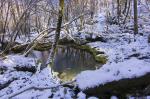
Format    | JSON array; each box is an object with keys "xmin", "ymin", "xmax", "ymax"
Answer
[
  {"xmin": 23, "ymin": 28, "xmax": 55, "ymax": 56},
  {"xmin": 23, "ymin": 13, "xmax": 88, "ymax": 56},
  {"xmin": 0, "ymin": 78, "xmax": 18, "ymax": 90},
  {"xmin": 1, "ymin": 80, "xmax": 75, "ymax": 99}
]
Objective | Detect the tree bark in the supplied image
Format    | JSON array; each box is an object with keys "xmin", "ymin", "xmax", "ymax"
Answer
[
  {"xmin": 123, "ymin": 0, "xmax": 131, "ymax": 24},
  {"xmin": 123, "ymin": 0, "xmax": 128, "ymax": 14},
  {"xmin": 134, "ymin": 0, "xmax": 138, "ymax": 35},
  {"xmin": 117, "ymin": 0, "xmax": 121, "ymax": 24},
  {"xmin": 46, "ymin": 0, "xmax": 64, "ymax": 67}
]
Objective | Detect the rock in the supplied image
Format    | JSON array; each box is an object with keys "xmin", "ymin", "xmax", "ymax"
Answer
[
  {"xmin": 0, "ymin": 65, "xmax": 7, "ymax": 74},
  {"xmin": 14, "ymin": 65, "xmax": 36, "ymax": 73},
  {"xmin": 106, "ymin": 16, "xmax": 118, "ymax": 25},
  {"xmin": 59, "ymin": 37, "xmax": 87, "ymax": 45},
  {"xmin": 126, "ymin": 53, "xmax": 150, "ymax": 60},
  {"xmin": 59, "ymin": 37, "xmax": 75, "ymax": 45},
  {"xmin": 138, "ymin": 56, "xmax": 150, "ymax": 60},
  {"xmin": 128, "ymin": 53, "xmax": 141, "ymax": 58},
  {"xmin": 86, "ymin": 35, "xmax": 107, "ymax": 43},
  {"xmin": 3, "ymin": 55, "xmax": 37, "ymax": 73}
]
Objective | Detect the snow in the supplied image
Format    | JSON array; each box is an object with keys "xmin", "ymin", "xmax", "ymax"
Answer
[
  {"xmin": 88, "ymin": 97, "xmax": 98, "ymax": 99},
  {"xmin": 129, "ymin": 96, "xmax": 150, "ymax": 99},
  {"xmin": 53, "ymin": 87, "xmax": 74, "ymax": 99},
  {"xmin": 77, "ymin": 92, "xmax": 86, "ymax": 99},
  {"xmin": 76, "ymin": 29, "xmax": 150, "ymax": 90},
  {"xmin": 0, "ymin": 67, "xmax": 57, "ymax": 99},
  {"xmin": 76, "ymin": 58, "xmax": 150, "ymax": 89},
  {"xmin": 77, "ymin": 91, "xmax": 99, "ymax": 99},
  {"xmin": 1, "ymin": 55, "xmax": 36, "ymax": 70},
  {"xmin": 0, "ymin": 55, "xmax": 74, "ymax": 99},
  {"xmin": 110, "ymin": 96, "xmax": 118, "ymax": 99},
  {"xmin": 76, "ymin": 3, "xmax": 150, "ymax": 90}
]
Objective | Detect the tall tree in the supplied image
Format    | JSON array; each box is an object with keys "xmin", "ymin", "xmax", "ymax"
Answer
[
  {"xmin": 117, "ymin": 0, "xmax": 121, "ymax": 24},
  {"xmin": 134, "ymin": 0, "xmax": 138, "ymax": 35},
  {"xmin": 123, "ymin": 0, "xmax": 131, "ymax": 24},
  {"xmin": 46, "ymin": 0, "xmax": 64, "ymax": 67}
]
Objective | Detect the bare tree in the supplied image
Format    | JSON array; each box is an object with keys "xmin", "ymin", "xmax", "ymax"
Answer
[
  {"xmin": 133, "ymin": 0, "xmax": 138, "ymax": 35},
  {"xmin": 46, "ymin": 0, "xmax": 64, "ymax": 67}
]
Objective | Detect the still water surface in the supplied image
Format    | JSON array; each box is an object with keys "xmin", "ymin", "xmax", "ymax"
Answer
[{"xmin": 31, "ymin": 46, "xmax": 101, "ymax": 81}]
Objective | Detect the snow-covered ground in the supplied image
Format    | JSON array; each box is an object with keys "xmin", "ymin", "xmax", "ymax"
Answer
[
  {"xmin": 76, "ymin": 58, "xmax": 150, "ymax": 89},
  {"xmin": 0, "ymin": 55, "xmax": 79, "ymax": 99},
  {"xmin": 76, "ymin": 3, "xmax": 150, "ymax": 92},
  {"xmin": 0, "ymin": 55, "xmax": 98, "ymax": 99}
]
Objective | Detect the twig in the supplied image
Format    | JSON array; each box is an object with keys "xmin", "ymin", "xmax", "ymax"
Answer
[
  {"xmin": 23, "ymin": 13, "xmax": 87, "ymax": 56},
  {"xmin": 23, "ymin": 28, "xmax": 55, "ymax": 56},
  {"xmin": 1, "ymin": 80, "xmax": 75, "ymax": 99}
]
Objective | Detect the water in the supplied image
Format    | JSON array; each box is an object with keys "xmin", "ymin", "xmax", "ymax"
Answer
[{"xmin": 31, "ymin": 46, "xmax": 101, "ymax": 81}]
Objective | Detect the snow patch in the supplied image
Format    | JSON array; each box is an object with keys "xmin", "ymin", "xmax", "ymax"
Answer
[{"xmin": 76, "ymin": 58, "xmax": 150, "ymax": 89}]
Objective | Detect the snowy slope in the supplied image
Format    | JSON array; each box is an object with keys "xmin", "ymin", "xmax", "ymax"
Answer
[{"xmin": 76, "ymin": 4, "xmax": 150, "ymax": 90}]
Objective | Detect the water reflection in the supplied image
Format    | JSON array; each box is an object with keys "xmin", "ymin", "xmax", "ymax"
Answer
[{"xmin": 32, "ymin": 46, "xmax": 101, "ymax": 81}]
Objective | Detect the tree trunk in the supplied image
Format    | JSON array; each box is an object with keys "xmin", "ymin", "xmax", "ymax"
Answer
[
  {"xmin": 117, "ymin": 0, "xmax": 121, "ymax": 24},
  {"xmin": 123, "ymin": 0, "xmax": 128, "ymax": 14},
  {"xmin": 134, "ymin": 0, "xmax": 138, "ymax": 35},
  {"xmin": 123, "ymin": 0, "xmax": 131, "ymax": 24},
  {"xmin": 46, "ymin": 0, "xmax": 64, "ymax": 67}
]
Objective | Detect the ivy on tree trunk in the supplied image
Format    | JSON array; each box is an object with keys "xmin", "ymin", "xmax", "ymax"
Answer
[{"xmin": 46, "ymin": 0, "xmax": 64, "ymax": 67}]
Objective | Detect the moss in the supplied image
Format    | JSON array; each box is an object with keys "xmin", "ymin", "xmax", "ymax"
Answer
[
  {"xmin": 11, "ymin": 44, "xmax": 28, "ymax": 53},
  {"xmin": 95, "ymin": 55, "xmax": 107, "ymax": 64},
  {"xmin": 58, "ymin": 37, "xmax": 75, "ymax": 45},
  {"xmin": 11, "ymin": 43, "xmax": 52, "ymax": 53},
  {"xmin": 68, "ymin": 44, "xmax": 107, "ymax": 64},
  {"xmin": 34, "ymin": 43, "xmax": 52, "ymax": 51}
]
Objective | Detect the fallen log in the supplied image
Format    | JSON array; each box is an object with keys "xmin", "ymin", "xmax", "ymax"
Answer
[
  {"xmin": 10, "ymin": 38, "xmax": 76, "ymax": 53},
  {"xmin": 11, "ymin": 42, "xmax": 52, "ymax": 53},
  {"xmin": 82, "ymin": 73, "xmax": 150, "ymax": 98}
]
